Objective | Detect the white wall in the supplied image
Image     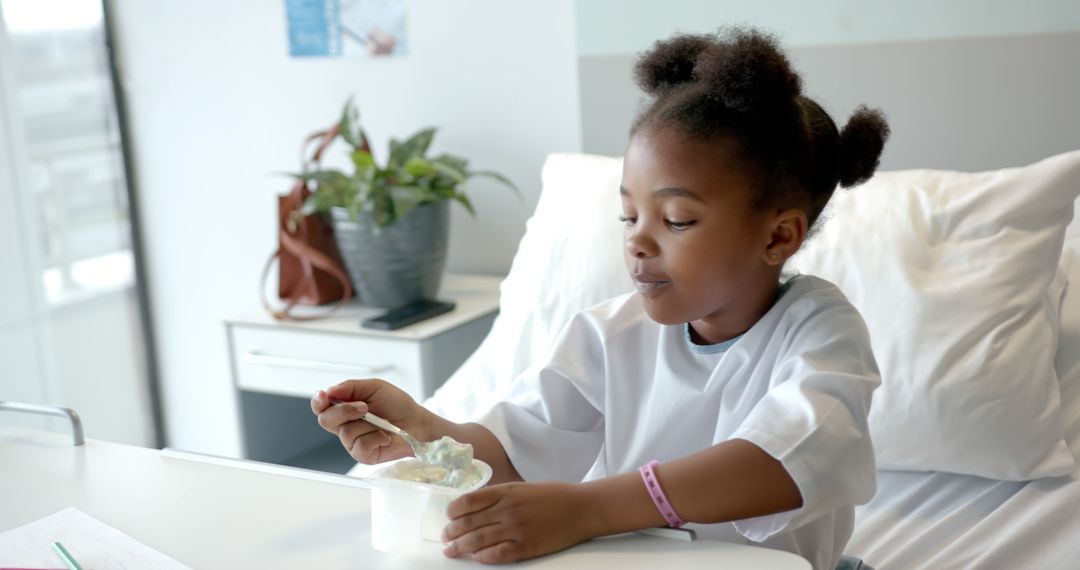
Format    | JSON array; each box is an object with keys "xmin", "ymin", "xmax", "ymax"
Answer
[
  {"xmin": 576, "ymin": 0, "xmax": 1080, "ymax": 56},
  {"xmin": 111, "ymin": 0, "xmax": 583, "ymax": 455}
]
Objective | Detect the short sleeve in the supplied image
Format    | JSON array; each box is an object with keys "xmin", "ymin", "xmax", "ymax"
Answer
[
  {"xmin": 729, "ymin": 300, "xmax": 881, "ymax": 542},
  {"xmin": 475, "ymin": 312, "xmax": 607, "ymax": 483}
]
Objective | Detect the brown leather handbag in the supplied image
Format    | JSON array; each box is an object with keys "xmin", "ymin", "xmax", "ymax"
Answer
[{"xmin": 260, "ymin": 126, "xmax": 354, "ymax": 320}]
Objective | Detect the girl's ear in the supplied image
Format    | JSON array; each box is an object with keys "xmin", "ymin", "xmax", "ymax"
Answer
[{"xmin": 763, "ymin": 208, "xmax": 807, "ymax": 266}]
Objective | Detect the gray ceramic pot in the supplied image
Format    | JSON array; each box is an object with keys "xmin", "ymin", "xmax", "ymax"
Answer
[{"xmin": 330, "ymin": 201, "xmax": 449, "ymax": 309}]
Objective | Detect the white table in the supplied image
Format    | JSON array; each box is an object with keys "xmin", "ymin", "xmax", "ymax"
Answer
[{"xmin": 0, "ymin": 428, "xmax": 810, "ymax": 569}]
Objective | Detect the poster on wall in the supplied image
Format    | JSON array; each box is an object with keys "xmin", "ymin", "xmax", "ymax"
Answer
[{"xmin": 285, "ymin": 0, "xmax": 408, "ymax": 58}]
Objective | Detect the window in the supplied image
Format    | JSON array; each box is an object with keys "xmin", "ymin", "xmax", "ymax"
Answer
[
  {"xmin": 0, "ymin": 0, "xmax": 159, "ymax": 447},
  {"xmin": 2, "ymin": 0, "xmax": 133, "ymax": 305}
]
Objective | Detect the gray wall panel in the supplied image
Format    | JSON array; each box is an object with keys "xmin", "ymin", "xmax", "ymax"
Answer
[{"xmin": 580, "ymin": 32, "xmax": 1080, "ymax": 171}]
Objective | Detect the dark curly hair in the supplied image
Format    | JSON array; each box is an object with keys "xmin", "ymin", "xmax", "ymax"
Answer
[{"xmin": 631, "ymin": 28, "xmax": 890, "ymax": 227}]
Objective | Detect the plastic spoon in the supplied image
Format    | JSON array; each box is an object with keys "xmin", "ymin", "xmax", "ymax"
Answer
[
  {"xmin": 360, "ymin": 410, "xmax": 428, "ymax": 459},
  {"xmin": 364, "ymin": 411, "xmax": 473, "ymax": 471},
  {"xmin": 327, "ymin": 397, "xmax": 470, "ymax": 469},
  {"xmin": 362, "ymin": 410, "xmax": 473, "ymax": 472}
]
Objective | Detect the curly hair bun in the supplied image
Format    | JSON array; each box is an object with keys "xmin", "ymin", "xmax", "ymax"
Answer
[
  {"xmin": 693, "ymin": 29, "xmax": 801, "ymax": 113},
  {"xmin": 635, "ymin": 28, "xmax": 803, "ymax": 114},
  {"xmin": 634, "ymin": 34, "xmax": 714, "ymax": 97},
  {"xmin": 837, "ymin": 105, "xmax": 891, "ymax": 188}
]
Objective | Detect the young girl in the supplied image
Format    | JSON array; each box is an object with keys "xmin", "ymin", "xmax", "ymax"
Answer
[{"xmin": 312, "ymin": 27, "xmax": 889, "ymax": 570}]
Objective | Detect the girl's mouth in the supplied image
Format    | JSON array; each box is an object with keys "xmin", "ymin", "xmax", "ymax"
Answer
[{"xmin": 633, "ymin": 277, "xmax": 671, "ymax": 296}]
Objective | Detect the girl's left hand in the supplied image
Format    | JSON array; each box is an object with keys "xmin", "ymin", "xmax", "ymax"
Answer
[{"xmin": 441, "ymin": 481, "xmax": 595, "ymax": 563}]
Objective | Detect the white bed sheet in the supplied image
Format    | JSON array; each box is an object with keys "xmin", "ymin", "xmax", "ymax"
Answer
[{"xmin": 847, "ymin": 238, "xmax": 1080, "ymax": 568}]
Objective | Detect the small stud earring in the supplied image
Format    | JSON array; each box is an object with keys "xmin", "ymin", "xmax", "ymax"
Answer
[{"xmin": 769, "ymin": 253, "xmax": 779, "ymax": 260}]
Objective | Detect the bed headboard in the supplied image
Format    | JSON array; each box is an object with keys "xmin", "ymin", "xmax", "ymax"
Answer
[{"xmin": 578, "ymin": 31, "xmax": 1080, "ymax": 172}]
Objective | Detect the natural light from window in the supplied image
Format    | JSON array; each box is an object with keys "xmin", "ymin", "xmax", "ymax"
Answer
[
  {"xmin": 1, "ymin": 0, "xmax": 101, "ymax": 33},
  {"xmin": 3, "ymin": 0, "xmax": 133, "ymax": 306}
]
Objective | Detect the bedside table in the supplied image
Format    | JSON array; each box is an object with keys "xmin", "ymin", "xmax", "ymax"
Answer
[{"xmin": 224, "ymin": 274, "xmax": 501, "ymax": 473}]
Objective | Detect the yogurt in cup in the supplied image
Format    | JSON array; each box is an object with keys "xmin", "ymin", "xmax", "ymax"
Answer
[{"xmin": 367, "ymin": 458, "xmax": 493, "ymax": 554}]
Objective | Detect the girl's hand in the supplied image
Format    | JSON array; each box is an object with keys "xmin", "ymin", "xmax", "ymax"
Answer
[
  {"xmin": 441, "ymin": 482, "xmax": 595, "ymax": 563},
  {"xmin": 310, "ymin": 379, "xmax": 428, "ymax": 464}
]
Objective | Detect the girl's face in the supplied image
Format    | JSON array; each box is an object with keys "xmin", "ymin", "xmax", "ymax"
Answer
[{"xmin": 620, "ymin": 127, "xmax": 784, "ymax": 342}]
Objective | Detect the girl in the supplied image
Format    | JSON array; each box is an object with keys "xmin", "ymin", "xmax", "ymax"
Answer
[{"xmin": 312, "ymin": 27, "xmax": 889, "ymax": 570}]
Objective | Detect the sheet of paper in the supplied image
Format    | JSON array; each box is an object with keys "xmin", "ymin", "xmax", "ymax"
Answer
[{"xmin": 0, "ymin": 508, "xmax": 190, "ymax": 569}]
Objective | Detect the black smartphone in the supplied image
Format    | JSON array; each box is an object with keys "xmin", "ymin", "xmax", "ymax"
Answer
[{"xmin": 361, "ymin": 299, "xmax": 456, "ymax": 330}]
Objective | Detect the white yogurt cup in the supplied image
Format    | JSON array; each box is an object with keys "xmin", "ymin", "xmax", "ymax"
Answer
[{"xmin": 366, "ymin": 459, "xmax": 493, "ymax": 554}]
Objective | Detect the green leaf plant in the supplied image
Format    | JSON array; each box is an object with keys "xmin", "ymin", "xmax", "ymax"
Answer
[{"xmin": 290, "ymin": 98, "xmax": 519, "ymax": 228}]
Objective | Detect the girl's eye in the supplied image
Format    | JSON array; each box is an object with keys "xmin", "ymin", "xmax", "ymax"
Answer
[
  {"xmin": 667, "ymin": 219, "xmax": 696, "ymax": 230},
  {"xmin": 618, "ymin": 215, "xmax": 637, "ymax": 226}
]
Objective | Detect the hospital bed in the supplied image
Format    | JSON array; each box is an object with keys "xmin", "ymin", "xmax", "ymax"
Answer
[
  {"xmin": 420, "ymin": 148, "xmax": 1080, "ymax": 568},
  {"xmin": 843, "ymin": 212, "xmax": 1080, "ymax": 568},
  {"xmin": 423, "ymin": 31, "xmax": 1080, "ymax": 568}
]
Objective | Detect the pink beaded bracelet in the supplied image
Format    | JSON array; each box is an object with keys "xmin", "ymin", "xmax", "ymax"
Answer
[{"xmin": 639, "ymin": 460, "xmax": 686, "ymax": 528}]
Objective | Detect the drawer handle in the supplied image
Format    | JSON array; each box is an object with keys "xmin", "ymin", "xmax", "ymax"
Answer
[{"xmin": 242, "ymin": 351, "xmax": 394, "ymax": 376}]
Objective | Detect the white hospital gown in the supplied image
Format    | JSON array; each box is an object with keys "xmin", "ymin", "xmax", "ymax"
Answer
[{"xmin": 477, "ymin": 275, "xmax": 880, "ymax": 570}]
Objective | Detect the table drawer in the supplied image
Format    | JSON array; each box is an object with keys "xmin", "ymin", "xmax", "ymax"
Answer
[{"xmin": 229, "ymin": 325, "xmax": 425, "ymax": 400}]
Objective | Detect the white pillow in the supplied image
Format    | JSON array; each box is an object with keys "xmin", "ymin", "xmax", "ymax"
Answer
[
  {"xmin": 788, "ymin": 150, "xmax": 1080, "ymax": 480},
  {"xmin": 1061, "ymin": 198, "xmax": 1080, "ymax": 394},
  {"xmin": 426, "ymin": 154, "xmax": 633, "ymax": 422},
  {"xmin": 1057, "ymin": 201, "xmax": 1080, "ymax": 459},
  {"xmin": 1058, "ymin": 254, "xmax": 1080, "ymax": 468}
]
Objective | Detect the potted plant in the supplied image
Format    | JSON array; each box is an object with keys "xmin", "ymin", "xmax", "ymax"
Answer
[{"xmin": 293, "ymin": 99, "xmax": 517, "ymax": 309}]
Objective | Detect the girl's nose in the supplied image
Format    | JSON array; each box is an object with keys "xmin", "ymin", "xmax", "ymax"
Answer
[{"xmin": 625, "ymin": 227, "xmax": 658, "ymax": 259}]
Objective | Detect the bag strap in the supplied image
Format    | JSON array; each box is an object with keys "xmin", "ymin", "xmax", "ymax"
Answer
[
  {"xmin": 279, "ymin": 224, "xmax": 353, "ymax": 300},
  {"xmin": 259, "ymin": 227, "xmax": 353, "ymax": 320},
  {"xmin": 260, "ymin": 250, "xmax": 300, "ymax": 319},
  {"xmin": 258, "ymin": 122, "xmax": 363, "ymax": 320},
  {"xmin": 300, "ymin": 120, "xmax": 372, "ymax": 170},
  {"xmin": 301, "ymin": 124, "xmax": 340, "ymax": 170}
]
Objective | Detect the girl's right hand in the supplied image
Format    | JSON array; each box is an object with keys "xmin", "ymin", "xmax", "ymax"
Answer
[{"xmin": 310, "ymin": 379, "xmax": 428, "ymax": 464}]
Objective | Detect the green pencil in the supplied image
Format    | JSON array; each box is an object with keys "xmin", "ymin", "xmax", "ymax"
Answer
[{"xmin": 51, "ymin": 541, "xmax": 83, "ymax": 570}]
